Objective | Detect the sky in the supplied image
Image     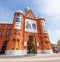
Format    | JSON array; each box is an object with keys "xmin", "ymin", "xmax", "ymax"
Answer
[{"xmin": 0, "ymin": 0, "xmax": 60, "ymax": 44}]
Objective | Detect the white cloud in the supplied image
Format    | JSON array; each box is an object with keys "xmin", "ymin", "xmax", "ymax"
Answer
[
  {"xmin": 32, "ymin": 0, "xmax": 60, "ymax": 16},
  {"xmin": 35, "ymin": 0, "xmax": 60, "ymax": 44},
  {"xmin": 50, "ymin": 15, "xmax": 60, "ymax": 21},
  {"xmin": 41, "ymin": 0, "xmax": 60, "ymax": 16},
  {"xmin": 48, "ymin": 30, "xmax": 60, "ymax": 44}
]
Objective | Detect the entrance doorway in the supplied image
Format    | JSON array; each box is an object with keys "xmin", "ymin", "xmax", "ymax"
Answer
[
  {"xmin": 27, "ymin": 35, "xmax": 37, "ymax": 54},
  {"xmin": 0, "ymin": 41, "xmax": 8, "ymax": 54}
]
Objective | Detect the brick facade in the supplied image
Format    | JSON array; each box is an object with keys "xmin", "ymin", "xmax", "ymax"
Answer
[{"xmin": 0, "ymin": 10, "xmax": 53, "ymax": 55}]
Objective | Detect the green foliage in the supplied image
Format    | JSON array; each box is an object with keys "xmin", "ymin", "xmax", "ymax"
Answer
[
  {"xmin": 28, "ymin": 35, "xmax": 36, "ymax": 53},
  {"xmin": 51, "ymin": 43, "xmax": 55, "ymax": 50}
]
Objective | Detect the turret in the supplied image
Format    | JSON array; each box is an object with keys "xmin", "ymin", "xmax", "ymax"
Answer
[
  {"xmin": 37, "ymin": 17, "xmax": 52, "ymax": 53},
  {"xmin": 5, "ymin": 10, "xmax": 27, "ymax": 55}
]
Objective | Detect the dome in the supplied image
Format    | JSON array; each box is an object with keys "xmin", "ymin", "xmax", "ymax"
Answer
[
  {"xmin": 24, "ymin": 7, "xmax": 30, "ymax": 12},
  {"xmin": 38, "ymin": 16, "xmax": 44, "ymax": 19},
  {"xmin": 16, "ymin": 10, "xmax": 23, "ymax": 13}
]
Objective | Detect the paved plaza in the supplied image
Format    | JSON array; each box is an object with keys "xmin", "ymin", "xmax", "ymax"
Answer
[{"xmin": 0, "ymin": 53, "xmax": 60, "ymax": 62}]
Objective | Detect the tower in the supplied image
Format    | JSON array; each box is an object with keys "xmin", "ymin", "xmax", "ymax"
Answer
[
  {"xmin": 5, "ymin": 8, "xmax": 53, "ymax": 55},
  {"xmin": 37, "ymin": 17, "xmax": 52, "ymax": 53}
]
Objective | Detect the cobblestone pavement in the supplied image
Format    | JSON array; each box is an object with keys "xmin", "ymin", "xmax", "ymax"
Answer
[{"xmin": 0, "ymin": 53, "xmax": 60, "ymax": 62}]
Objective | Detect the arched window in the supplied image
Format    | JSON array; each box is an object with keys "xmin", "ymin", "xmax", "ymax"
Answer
[
  {"xmin": 32, "ymin": 23, "xmax": 36, "ymax": 29},
  {"xmin": 8, "ymin": 25, "xmax": 12, "ymax": 29},
  {"xmin": 26, "ymin": 22, "xmax": 31, "ymax": 29},
  {"xmin": 43, "ymin": 25, "xmax": 47, "ymax": 32},
  {"xmin": 16, "ymin": 17, "xmax": 21, "ymax": 22},
  {"xmin": 16, "ymin": 14, "xmax": 21, "ymax": 22},
  {"xmin": 6, "ymin": 32, "xmax": 10, "ymax": 36},
  {"xmin": 13, "ymin": 39, "xmax": 16, "ymax": 41},
  {"xmin": 42, "ymin": 20, "xmax": 47, "ymax": 33},
  {"xmin": 17, "ymin": 14, "xmax": 20, "ymax": 17},
  {"xmin": 17, "ymin": 39, "xmax": 20, "ymax": 42},
  {"xmin": 2, "ymin": 25, "xmax": 5, "ymax": 29}
]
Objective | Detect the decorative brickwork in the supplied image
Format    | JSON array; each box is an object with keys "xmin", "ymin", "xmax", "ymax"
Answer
[{"xmin": 0, "ymin": 10, "xmax": 53, "ymax": 55}]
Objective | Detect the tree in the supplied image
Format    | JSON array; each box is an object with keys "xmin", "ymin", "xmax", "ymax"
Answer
[
  {"xmin": 57, "ymin": 39, "xmax": 60, "ymax": 44},
  {"xmin": 51, "ymin": 43, "xmax": 56, "ymax": 50}
]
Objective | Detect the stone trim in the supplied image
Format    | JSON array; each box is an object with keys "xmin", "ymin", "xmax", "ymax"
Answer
[
  {"xmin": 37, "ymin": 50, "xmax": 53, "ymax": 54},
  {"xmin": 5, "ymin": 50, "xmax": 27, "ymax": 55}
]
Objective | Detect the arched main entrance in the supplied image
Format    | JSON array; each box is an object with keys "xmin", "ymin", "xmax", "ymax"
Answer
[
  {"xmin": 27, "ymin": 35, "xmax": 37, "ymax": 54},
  {"xmin": 0, "ymin": 41, "xmax": 8, "ymax": 54}
]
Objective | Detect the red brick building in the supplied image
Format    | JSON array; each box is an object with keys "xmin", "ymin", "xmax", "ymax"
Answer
[{"xmin": 0, "ymin": 8, "xmax": 53, "ymax": 55}]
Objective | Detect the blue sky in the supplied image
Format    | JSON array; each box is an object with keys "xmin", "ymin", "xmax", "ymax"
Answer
[{"xmin": 0, "ymin": 0, "xmax": 60, "ymax": 44}]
